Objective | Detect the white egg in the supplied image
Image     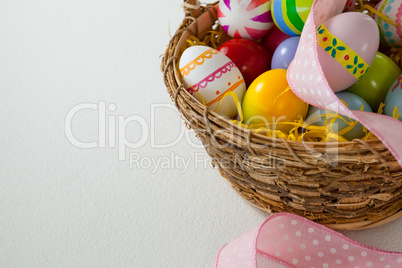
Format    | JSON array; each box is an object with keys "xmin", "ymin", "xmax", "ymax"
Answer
[{"xmin": 179, "ymin": 45, "xmax": 246, "ymax": 118}]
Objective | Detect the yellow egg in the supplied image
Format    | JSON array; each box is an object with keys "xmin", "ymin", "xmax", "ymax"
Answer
[{"xmin": 242, "ymin": 69, "xmax": 308, "ymax": 132}]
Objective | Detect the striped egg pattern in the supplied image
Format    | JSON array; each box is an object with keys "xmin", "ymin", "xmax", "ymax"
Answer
[
  {"xmin": 179, "ymin": 46, "xmax": 246, "ymax": 118},
  {"xmin": 218, "ymin": 0, "xmax": 274, "ymax": 40},
  {"xmin": 374, "ymin": 0, "xmax": 402, "ymax": 47},
  {"xmin": 271, "ymin": 0, "xmax": 314, "ymax": 36}
]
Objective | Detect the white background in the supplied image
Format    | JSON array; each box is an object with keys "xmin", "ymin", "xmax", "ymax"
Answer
[{"xmin": 1, "ymin": 0, "xmax": 401, "ymax": 267}]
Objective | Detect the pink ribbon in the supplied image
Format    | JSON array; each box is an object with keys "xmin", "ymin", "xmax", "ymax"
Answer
[
  {"xmin": 287, "ymin": 0, "xmax": 402, "ymax": 166},
  {"xmin": 215, "ymin": 213, "xmax": 402, "ymax": 267}
]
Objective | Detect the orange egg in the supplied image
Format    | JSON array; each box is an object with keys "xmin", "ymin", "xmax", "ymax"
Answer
[{"xmin": 242, "ymin": 69, "xmax": 308, "ymax": 132}]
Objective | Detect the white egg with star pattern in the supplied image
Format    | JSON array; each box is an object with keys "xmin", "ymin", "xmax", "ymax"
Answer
[
  {"xmin": 179, "ymin": 45, "xmax": 246, "ymax": 118},
  {"xmin": 218, "ymin": 0, "xmax": 274, "ymax": 40}
]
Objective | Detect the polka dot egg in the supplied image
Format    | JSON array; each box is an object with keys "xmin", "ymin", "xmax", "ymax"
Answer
[
  {"xmin": 179, "ymin": 45, "xmax": 246, "ymax": 118},
  {"xmin": 218, "ymin": 0, "xmax": 274, "ymax": 40},
  {"xmin": 271, "ymin": 0, "xmax": 314, "ymax": 36},
  {"xmin": 374, "ymin": 0, "xmax": 402, "ymax": 47}
]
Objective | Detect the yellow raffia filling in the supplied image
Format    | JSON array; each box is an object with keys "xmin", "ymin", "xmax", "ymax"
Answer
[
  {"xmin": 393, "ymin": 106, "xmax": 400, "ymax": 119},
  {"xmin": 181, "ymin": 29, "xmax": 399, "ymax": 142}
]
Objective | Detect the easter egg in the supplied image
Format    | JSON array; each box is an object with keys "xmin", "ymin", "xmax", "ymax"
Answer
[
  {"xmin": 218, "ymin": 0, "xmax": 274, "ymax": 40},
  {"xmin": 260, "ymin": 23, "xmax": 291, "ymax": 54},
  {"xmin": 306, "ymin": 92, "xmax": 373, "ymax": 140},
  {"xmin": 271, "ymin": 0, "xmax": 314, "ymax": 36},
  {"xmin": 374, "ymin": 0, "xmax": 402, "ymax": 47},
  {"xmin": 316, "ymin": 12, "xmax": 380, "ymax": 92},
  {"xmin": 242, "ymin": 69, "xmax": 308, "ymax": 132},
  {"xmin": 179, "ymin": 45, "xmax": 246, "ymax": 118},
  {"xmin": 384, "ymin": 75, "xmax": 402, "ymax": 121},
  {"xmin": 218, "ymin": 39, "xmax": 272, "ymax": 87},
  {"xmin": 346, "ymin": 52, "xmax": 401, "ymax": 111},
  {"xmin": 271, "ymin": 36, "xmax": 300, "ymax": 69}
]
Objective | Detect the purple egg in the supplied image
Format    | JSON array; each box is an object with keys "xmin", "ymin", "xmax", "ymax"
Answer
[{"xmin": 271, "ymin": 36, "xmax": 300, "ymax": 70}]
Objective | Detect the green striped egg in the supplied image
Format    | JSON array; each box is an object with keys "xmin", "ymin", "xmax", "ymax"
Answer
[{"xmin": 271, "ymin": 0, "xmax": 314, "ymax": 36}]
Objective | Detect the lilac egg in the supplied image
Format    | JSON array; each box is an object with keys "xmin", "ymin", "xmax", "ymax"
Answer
[{"xmin": 271, "ymin": 36, "xmax": 300, "ymax": 70}]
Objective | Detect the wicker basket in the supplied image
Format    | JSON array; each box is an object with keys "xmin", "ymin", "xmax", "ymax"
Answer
[{"xmin": 161, "ymin": 0, "xmax": 402, "ymax": 230}]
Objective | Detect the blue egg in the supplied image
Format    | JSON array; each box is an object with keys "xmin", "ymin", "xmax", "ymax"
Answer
[
  {"xmin": 305, "ymin": 92, "xmax": 373, "ymax": 140},
  {"xmin": 271, "ymin": 36, "xmax": 300, "ymax": 70},
  {"xmin": 384, "ymin": 76, "xmax": 402, "ymax": 121}
]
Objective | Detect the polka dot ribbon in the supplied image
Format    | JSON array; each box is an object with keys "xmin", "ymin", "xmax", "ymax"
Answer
[
  {"xmin": 215, "ymin": 213, "xmax": 402, "ymax": 268},
  {"xmin": 286, "ymin": 0, "xmax": 402, "ymax": 166}
]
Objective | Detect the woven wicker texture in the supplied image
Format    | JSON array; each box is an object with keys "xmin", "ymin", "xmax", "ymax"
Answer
[{"xmin": 161, "ymin": 0, "xmax": 402, "ymax": 230}]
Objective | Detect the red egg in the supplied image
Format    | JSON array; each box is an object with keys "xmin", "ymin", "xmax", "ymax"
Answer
[
  {"xmin": 260, "ymin": 24, "xmax": 291, "ymax": 55},
  {"xmin": 218, "ymin": 39, "xmax": 272, "ymax": 87}
]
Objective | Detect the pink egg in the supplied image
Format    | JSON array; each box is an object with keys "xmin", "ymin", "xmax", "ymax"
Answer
[
  {"xmin": 316, "ymin": 12, "xmax": 379, "ymax": 92},
  {"xmin": 260, "ymin": 24, "xmax": 291, "ymax": 55}
]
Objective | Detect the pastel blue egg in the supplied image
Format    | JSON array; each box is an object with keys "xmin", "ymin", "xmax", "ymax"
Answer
[
  {"xmin": 306, "ymin": 92, "xmax": 372, "ymax": 140},
  {"xmin": 384, "ymin": 76, "xmax": 402, "ymax": 121}
]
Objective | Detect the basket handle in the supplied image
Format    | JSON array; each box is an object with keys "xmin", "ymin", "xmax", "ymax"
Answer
[{"xmin": 183, "ymin": 0, "xmax": 201, "ymax": 17}]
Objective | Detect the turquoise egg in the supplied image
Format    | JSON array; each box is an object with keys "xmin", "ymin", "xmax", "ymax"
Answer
[
  {"xmin": 306, "ymin": 92, "xmax": 373, "ymax": 140},
  {"xmin": 384, "ymin": 75, "xmax": 402, "ymax": 121}
]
